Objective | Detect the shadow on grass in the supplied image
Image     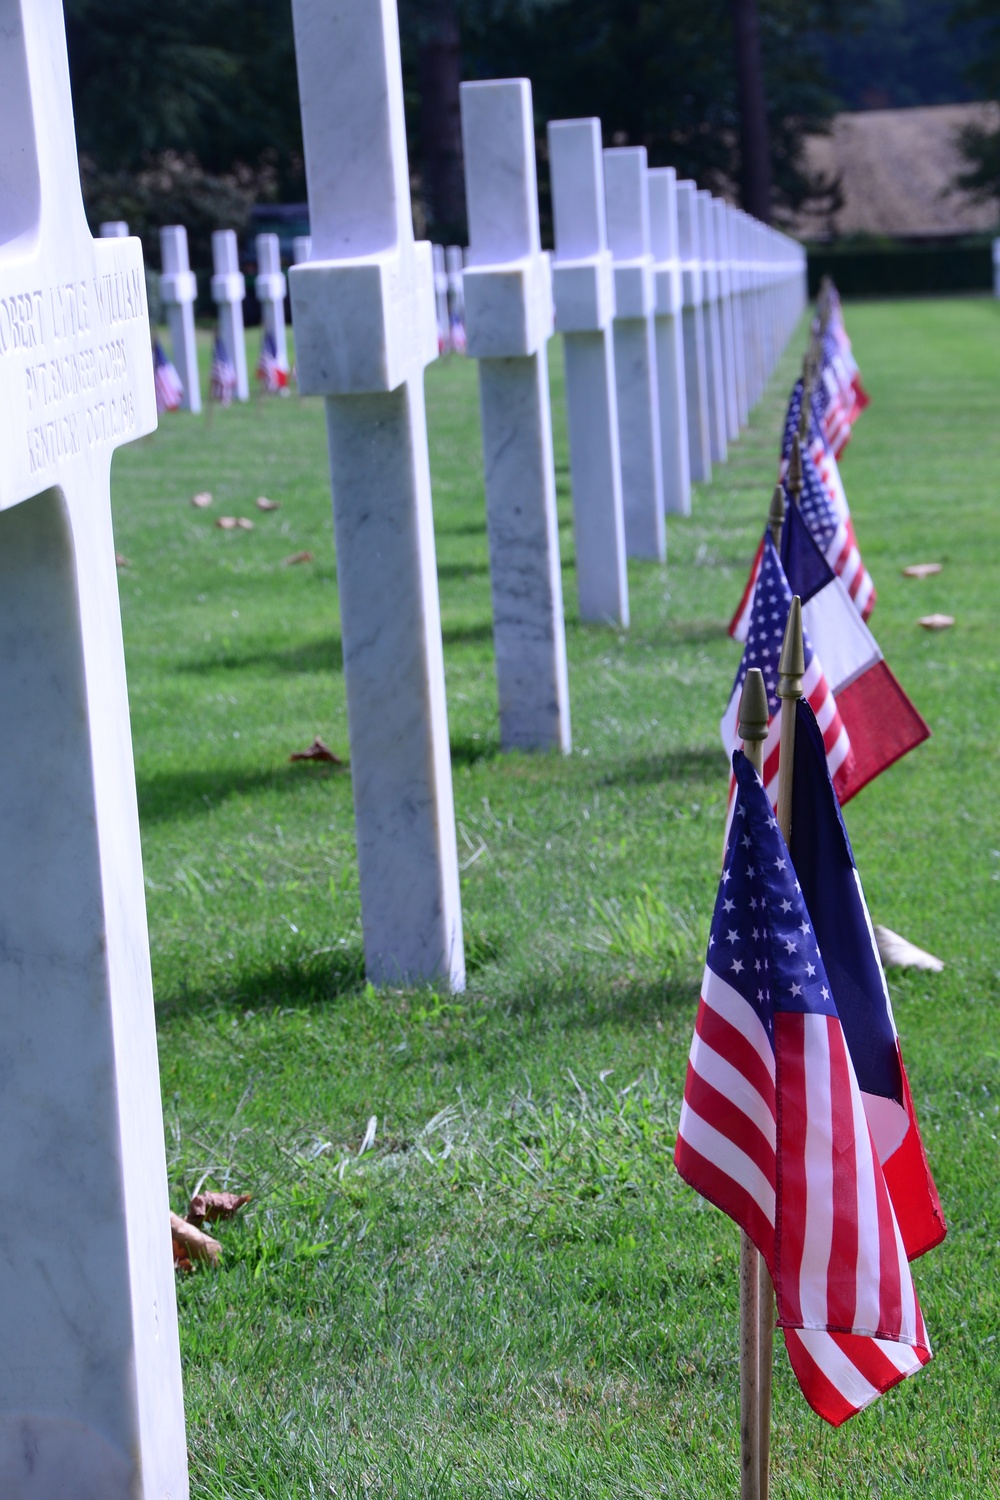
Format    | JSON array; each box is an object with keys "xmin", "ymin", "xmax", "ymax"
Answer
[
  {"xmin": 441, "ymin": 619, "xmax": 495, "ymax": 650},
  {"xmin": 450, "ymin": 735, "xmax": 502, "ymax": 767},
  {"xmin": 179, "ymin": 633, "xmax": 344, "ymax": 677},
  {"xmin": 138, "ymin": 761, "xmax": 348, "ymax": 824},
  {"xmin": 596, "ymin": 744, "xmax": 724, "ymax": 789},
  {"xmin": 437, "ymin": 560, "xmax": 490, "ymax": 581},
  {"xmin": 156, "ymin": 944, "xmax": 367, "ymax": 1024}
]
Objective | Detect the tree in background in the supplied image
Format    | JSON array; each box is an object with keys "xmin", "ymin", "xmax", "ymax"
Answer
[
  {"xmin": 950, "ymin": 0, "xmax": 1000, "ymax": 209},
  {"xmin": 731, "ymin": 0, "xmax": 773, "ymax": 220}
]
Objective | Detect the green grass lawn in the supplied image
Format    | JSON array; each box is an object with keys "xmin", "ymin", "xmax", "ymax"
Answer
[{"xmin": 113, "ymin": 298, "xmax": 1000, "ymax": 1498}]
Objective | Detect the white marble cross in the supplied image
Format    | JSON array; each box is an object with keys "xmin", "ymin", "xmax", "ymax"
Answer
[
  {"xmin": 288, "ymin": 0, "xmax": 464, "ymax": 988},
  {"xmin": 256, "ymin": 231, "xmax": 289, "ymax": 374},
  {"xmin": 211, "ymin": 228, "xmax": 249, "ymax": 401},
  {"xmin": 159, "ymin": 223, "xmax": 201, "ymax": 412},
  {"xmin": 723, "ymin": 202, "xmax": 750, "ymax": 428},
  {"xmin": 547, "ymin": 116, "xmax": 629, "ymax": 626},
  {"xmin": 604, "ymin": 146, "xmax": 665, "ymax": 561},
  {"xmin": 460, "ymin": 77, "xmax": 570, "ymax": 754},
  {"xmin": 675, "ymin": 179, "xmax": 711, "ymax": 484},
  {"xmin": 697, "ymin": 189, "xmax": 728, "ymax": 466},
  {"xmin": 444, "ymin": 245, "xmax": 465, "ymax": 350},
  {"xmin": 647, "ymin": 166, "xmax": 691, "ymax": 518},
  {"xmin": 0, "ymin": 3, "xmax": 188, "ymax": 1496},
  {"xmin": 712, "ymin": 198, "xmax": 740, "ymax": 442},
  {"xmin": 293, "ymin": 235, "xmax": 313, "ymax": 265},
  {"xmin": 432, "ymin": 243, "xmax": 450, "ymax": 352},
  {"xmin": 100, "ymin": 220, "xmax": 129, "ymax": 238}
]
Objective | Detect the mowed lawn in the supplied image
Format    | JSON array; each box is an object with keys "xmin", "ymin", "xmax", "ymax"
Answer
[{"xmin": 110, "ymin": 297, "xmax": 1000, "ymax": 1499}]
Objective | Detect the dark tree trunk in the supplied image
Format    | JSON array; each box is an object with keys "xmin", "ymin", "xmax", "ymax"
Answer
[
  {"xmin": 418, "ymin": 4, "xmax": 466, "ymax": 242},
  {"xmin": 730, "ymin": 0, "xmax": 772, "ymax": 223}
]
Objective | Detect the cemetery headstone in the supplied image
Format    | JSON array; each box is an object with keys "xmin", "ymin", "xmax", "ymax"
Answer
[
  {"xmin": 99, "ymin": 220, "xmax": 128, "ymax": 238},
  {"xmin": 647, "ymin": 166, "xmax": 691, "ymax": 518},
  {"xmin": 288, "ymin": 0, "xmax": 465, "ymax": 987},
  {"xmin": 713, "ymin": 197, "xmax": 740, "ymax": 442},
  {"xmin": 211, "ymin": 228, "xmax": 249, "ymax": 401},
  {"xmin": 255, "ymin": 231, "xmax": 289, "ymax": 376},
  {"xmin": 547, "ymin": 116, "xmax": 629, "ymax": 626},
  {"xmin": 725, "ymin": 203, "xmax": 750, "ymax": 428},
  {"xmin": 445, "ymin": 244, "xmax": 466, "ymax": 351},
  {"xmin": 159, "ymin": 223, "xmax": 201, "ymax": 412},
  {"xmin": 460, "ymin": 78, "xmax": 571, "ymax": 753},
  {"xmin": 675, "ymin": 179, "xmax": 711, "ymax": 483},
  {"xmin": 604, "ymin": 146, "xmax": 665, "ymax": 561},
  {"xmin": 292, "ymin": 235, "xmax": 313, "ymax": 264},
  {"xmin": 432, "ymin": 243, "xmax": 450, "ymax": 351},
  {"xmin": 697, "ymin": 188, "xmax": 727, "ymax": 465},
  {"xmin": 0, "ymin": 3, "xmax": 188, "ymax": 1495}
]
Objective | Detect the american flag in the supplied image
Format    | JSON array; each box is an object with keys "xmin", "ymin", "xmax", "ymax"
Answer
[
  {"xmin": 816, "ymin": 339, "xmax": 853, "ymax": 458},
  {"xmin": 780, "ymin": 379, "xmax": 850, "ymax": 525},
  {"xmin": 824, "ymin": 283, "xmax": 870, "ymax": 420},
  {"xmin": 210, "ymin": 334, "xmax": 238, "ymax": 406},
  {"xmin": 256, "ymin": 328, "xmax": 289, "ymax": 392},
  {"xmin": 797, "ymin": 440, "xmax": 875, "ymax": 620},
  {"xmin": 721, "ymin": 533, "xmax": 852, "ymax": 819},
  {"xmin": 153, "ymin": 338, "xmax": 183, "ymax": 413},
  {"xmin": 675, "ymin": 726, "xmax": 939, "ymax": 1426}
]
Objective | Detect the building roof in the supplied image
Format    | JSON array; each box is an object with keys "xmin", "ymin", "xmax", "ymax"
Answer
[{"xmin": 790, "ymin": 103, "xmax": 1000, "ymax": 241}]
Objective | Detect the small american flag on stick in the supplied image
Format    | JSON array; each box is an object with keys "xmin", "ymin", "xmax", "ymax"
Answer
[{"xmin": 153, "ymin": 338, "xmax": 183, "ymax": 413}]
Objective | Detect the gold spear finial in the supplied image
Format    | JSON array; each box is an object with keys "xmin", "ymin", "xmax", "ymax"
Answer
[
  {"xmin": 738, "ymin": 667, "xmax": 770, "ymax": 763},
  {"xmin": 768, "ymin": 483, "xmax": 786, "ymax": 547},
  {"xmin": 777, "ymin": 596, "xmax": 805, "ymax": 701}
]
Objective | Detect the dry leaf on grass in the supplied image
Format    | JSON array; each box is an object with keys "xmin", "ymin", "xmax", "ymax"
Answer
[
  {"xmin": 191, "ymin": 491, "xmax": 213, "ymax": 509},
  {"xmin": 875, "ymin": 924, "xmax": 944, "ymax": 972},
  {"xmin": 171, "ymin": 1212, "xmax": 222, "ymax": 1271},
  {"xmin": 236, "ymin": 517, "xmax": 254, "ymax": 531},
  {"xmin": 115, "ymin": 552, "xmax": 130, "ymax": 568},
  {"xmin": 290, "ymin": 735, "xmax": 343, "ymax": 765},
  {"xmin": 282, "ymin": 550, "xmax": 314, "ymax": 566},
  {"xmin": 216, "ymin": 516, "xmax": 238, "ymax": 530},
  {"xmin": 256, "ymin": 496, "xmax": 280, "ymax": 511},
  {"xmin": 902, "ymin": 562, "xmax": 942, "ymax": 579},
  {"xmin": 187, "ymin": 1191, "xmax": 252, "ymax": 1227},
  {"xmin": 918, "ymin": 614, "xmax": 954, "ymax": 630}
]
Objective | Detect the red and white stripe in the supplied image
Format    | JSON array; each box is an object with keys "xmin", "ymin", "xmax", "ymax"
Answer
[{"xmin": 822, "ymin": 515, "xmax": 876, "ymax": 621}]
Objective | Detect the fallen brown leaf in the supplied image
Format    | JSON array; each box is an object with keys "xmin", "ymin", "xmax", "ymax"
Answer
[
  {"xmin": 216, "ymin": 516, "xmax": 238, "ymax": 530},
  {"xmin": 256, "ymin": 496, "xmax": 280, "ymax": 511},
  {"xmin": 187, "ymin": 1190, "xmax": 252, "ymax": 1227},
  {"xmin": 236, "ymin": 517, "xmax": 255, "ymax": 531},
  {"xmin": 290, "ymin": 735, "xmax": 343, "ymax": 765},
  {"xmin": 902, "ymin": 562, "xmax": 942, "ymax": 579},
  {"xmin": 115, "ymin": 552, "xmax": 130, "ymax": 568},
  {"xmin": 918, "ymin": 614, "xmax": 954, "ymax": 630},
  {"xmin": 282, "ymin": 550, "xmax": 314, "ymax": 566},
  {"xmin": 191, "ymin": 491, "xmax": 213, "ymax": 509},
  {"xmin": 171, "ymin": 1212, "xmax": 222, "ymax": 1270}
]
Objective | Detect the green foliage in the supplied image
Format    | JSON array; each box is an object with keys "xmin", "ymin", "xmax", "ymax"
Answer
[{"xmin": 114, "ymin": 298, "xmax": 1000, "ymax": 1494}]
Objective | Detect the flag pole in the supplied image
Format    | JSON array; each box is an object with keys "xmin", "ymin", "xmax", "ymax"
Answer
[
  {"xmin": 768, "ymin": 483, "xmax": 785, "ymax": 544},
  {"xmin": 785, "ymin": 435, "xmax": 802, "ymax": 507},
  {"xmin": 736, "ymin": 667, "xmax": 769, "ymax": 1500}
]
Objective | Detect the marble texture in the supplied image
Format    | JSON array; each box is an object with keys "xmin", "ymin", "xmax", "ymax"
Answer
[
  {"xmin": 293, "ymin": 235, "xmax": 313, "ymax": 264},
  {"xmin": 211, "ymin": 228, "xmax": 249, "ymax": 401},
  {"xmin": 713, "ymin": 198, "xmax": 740, "ymax": 442},
  {"xmin": 726, "ymin": 204, "xmax": 750, "ymax": 428},
  {"xmin": 604, "ymin": 147, "xmax": 665, "ymax": 562},
  {"xmin": 432, "ymin": 243, "xmax": 450, "ymax": 350},
  {"xmin": 289, "ymin": 0, "xmax": 464, "ymax": 988},
  {"xmin": 159, "ymin": 223, "xmax": 201, "ymax": 413},
  {"xmin": 255, "ymin": 232, "xmax": 289, "ymax": 373},
  {"xmin": 460, "ymin": 78, "xmax": 570, "ymax": 753},
  {"xmin": 445, "ymin": 246, "xmax": 465, "ymax": 348},
  {"xmin": 675, "ymin": 180, "xmax": 711, "ymax": 484},
  {"xmin": 647, "ymin": 167, "xmax": 690, "ymax": 518},
  {"xmin": 547, "ymin": 117, "xmax": 628, "ymax": 625},
  {"xmin": 697, "ymin": 190, "xmax": 727, "ymax": 466},
  {"xmin": 0, "ymin": 4, "xmax": 188, "ymax": 1496}
]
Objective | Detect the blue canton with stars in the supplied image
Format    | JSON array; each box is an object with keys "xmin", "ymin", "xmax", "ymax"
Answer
[
  {"xmin": 728, "ymin": 535, "xmax": 816, "ymax": 720},
  {"xmin": 795, "ymin": 446, "xmax": 839, "ymax": 556},
  {"xmin": 706, "ymin": 752, "xmax": 838, "ymax": 1049},
  {"xmin": 781, "ymin": 378, "xmax": 826, "ymax": 463}
]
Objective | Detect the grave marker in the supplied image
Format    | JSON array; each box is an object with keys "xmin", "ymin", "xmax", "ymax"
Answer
[
  {"xmin": 211, "ymin": 228, "xmax": 249, "ymax": 401},
  {"xmin": 445, "ymin": 244, "xmax": 466, "ymax": 351},
  {"xmin": 292, "ymin": 235, "xmax": 313, "ymax": 264},
  {"xmin": 99, "ymin": 220, "xmax": 128, "ymax": 238},
  {"xmin": 0, "ymin": 3, "xmax": 188, "ymax": 1495},
  {"xmin": 713, "ymin": 197, "xmax": 740, "ymax": 442},
  {"xmin": 255, "ymin": 231, "xmax": 289, "ymax": 376},
  {"xmin": 460, "ymin": 78, "xmax": 571, "ymax": 753},
  {"xmin": 432, "ymin": 243, "xmax": 450, "ymax": 351},
  {"xmin": 288, "ymin": 0, "xmax": 464, "ymax": 987},
  {"xmin": 160, "ymin": 223, "xmax": 201, "ymax": 412},
  {"xmin": 697, "ymin": 188, "xmax": 727, "ymax": 465},
  {"xmin": 647, "ymin": 166, "xmax": 691, "ymax": 518},
  {"xmin": 547, "ymin": 116, "xmax": 629, "ymax": 626},
  {"xmin": 604, "ymin": 146, "xmax": 665, "ymax": 561},
  {"xmin": 676, "ymin": 179, "xmax": 711, "ymax": 483},
  {"xmin": 725, "ymin": 202, "xmax": 750, "ymax": 428}
]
